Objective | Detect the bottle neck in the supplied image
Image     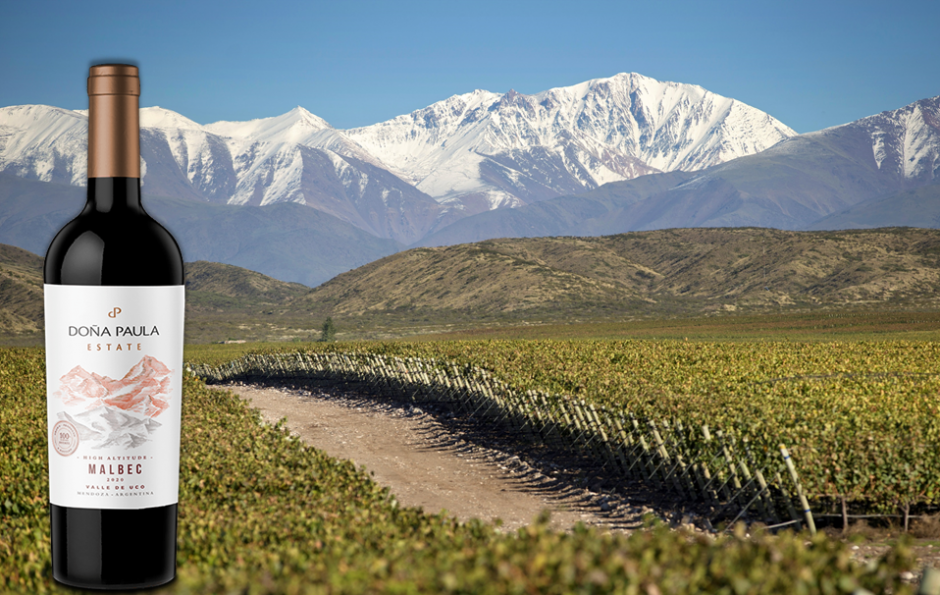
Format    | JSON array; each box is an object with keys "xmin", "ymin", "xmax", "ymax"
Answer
[
  {"xmin": 85, "ymin": 178, "xmax": 143, "ymax": 213},
  {"xmin": 87, "ymin": 65, "xmax": 140, "ymax": 178}
]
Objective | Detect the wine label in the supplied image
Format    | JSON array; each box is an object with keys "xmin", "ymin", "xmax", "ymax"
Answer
[{"xmin": 44, "ymin": 285, "xmax": 185, "ymax": 510}]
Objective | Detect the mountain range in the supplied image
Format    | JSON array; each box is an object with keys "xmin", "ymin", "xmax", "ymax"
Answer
[
  {"xmin": 0, "ymin": 174, "xmax": 400, "ymax": 287},
  {"xmin": 343, "ymin": 73, "xmax": 794, "ymax": 211},
  {"xmin": 0, "ymin": 73, "xmax": 793, "ymax": 243},
  {"xmin": 0, "ymin": 72, "xmax": 938, "ymax": 288},
  {"xmin": 417, "ymin": 95, "xmax": 940, "ymax": 245}
]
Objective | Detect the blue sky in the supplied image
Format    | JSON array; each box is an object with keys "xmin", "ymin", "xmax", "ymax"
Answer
[{"xmin": 2, "ymin": 0, "xmax": 937, "ymax": 133}]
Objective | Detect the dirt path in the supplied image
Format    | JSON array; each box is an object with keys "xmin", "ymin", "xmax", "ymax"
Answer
[{"xmin": 217, "ymin": 382, "xmax": 650, "ymax": 533}]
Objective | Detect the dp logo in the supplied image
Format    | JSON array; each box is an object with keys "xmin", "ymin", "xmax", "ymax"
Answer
[{"xmin": 108, "ymin": 307, "xmax": 122, "ymax": 318}]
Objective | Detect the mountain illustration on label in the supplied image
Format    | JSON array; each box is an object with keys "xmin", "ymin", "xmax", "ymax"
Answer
[
  {"xmin": 53, "ymin": 356, "xmax": 172, "ymax": 450},
  {"xmin": 55, "ymin": 355, "xmax": 172, "ymax": 417}
]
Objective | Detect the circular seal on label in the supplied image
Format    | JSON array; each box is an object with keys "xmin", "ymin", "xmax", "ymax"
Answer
[{"xmin": 52, "ymin": 420, "xmax": 80, "ymax": 456}]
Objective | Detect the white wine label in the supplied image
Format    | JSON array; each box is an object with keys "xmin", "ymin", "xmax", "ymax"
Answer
[{"xmin": 44, "ymin": 285, "xmax": 185, "ymax": 510}]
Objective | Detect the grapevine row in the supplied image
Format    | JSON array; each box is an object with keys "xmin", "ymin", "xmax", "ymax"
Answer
[{"xmin": 192, "ymin": 351, "xmax": 817, "ymax": 533}]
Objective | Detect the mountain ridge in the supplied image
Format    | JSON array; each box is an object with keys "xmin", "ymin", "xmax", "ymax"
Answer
[
  {"xmin": 2, "ymin": 79, "xmax": 938, "ymax": 260},
  {"xmin": 0, "ymin": 104, "xmax": 441, "ymax": 244},
  {"xmin": 5, "ymin": 227, "xmax": 940, "ymax": 343},
  {"xmin": 0, "ymin": 242, "xmax": 314, "ymax": 342},
  {"xmin": 0, "ymin": 174, "xmax": 401, "ymax": 287},
  {"xmin": 0, "ymin": 72, "xmax": 798, "ymax": 243},
  {"xmin": 304, "ymin": 227, "xmax": 940, "ymax": 322},
  {"xmin": 417, "ymin": 96, "xmax": 940, "ymax": 245},
  {"xmin": 345, "ymin": 72, "xmax": 796, "ymax": 210}
]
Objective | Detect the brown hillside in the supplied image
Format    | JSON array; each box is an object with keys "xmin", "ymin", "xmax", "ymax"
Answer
[
  {"xmin": 0, "ymin": 249, "xmax": 312, "ymax": 339},
  {"xmin": 0, "ymin": 244, "xmax": 44, "ymax": 332},
  {"xmin": 185, "ymin": 261, "xmax": 309, "ymax": 304},
  {"xmin": 303, "ymin": 228, "xmax": 940, "ymax": 318}
]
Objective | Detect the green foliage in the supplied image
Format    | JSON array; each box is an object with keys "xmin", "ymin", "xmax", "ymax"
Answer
[
  {"xmin": 320, "ymin": 317, "xmax": 337, "ymax": 342},
  {"xmin": 0, "ymin": 347, "xmax": 918, "ymax": 593}
]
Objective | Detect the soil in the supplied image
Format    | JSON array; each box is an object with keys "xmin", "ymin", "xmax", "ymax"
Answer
[{"xmin": 219, "ymin": 381, "xmax": 650, "ymax": 533}]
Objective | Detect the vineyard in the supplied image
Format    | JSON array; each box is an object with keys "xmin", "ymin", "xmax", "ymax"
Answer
[
  {"xmin": 193, "ymin": 350, "xmax": 818, "ymax": 533},
  {"xmin": 0, "ymin": 342, "xmax": 934, "ymax": 593},
  {"xmin": 189, "ymin": 339, "xmax": 940, "ymax": 520}
]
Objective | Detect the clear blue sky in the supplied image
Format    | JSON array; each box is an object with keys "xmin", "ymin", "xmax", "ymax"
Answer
[{"xmin": 2, "ymin": 0, "xmax": 937, "ymax": 133}]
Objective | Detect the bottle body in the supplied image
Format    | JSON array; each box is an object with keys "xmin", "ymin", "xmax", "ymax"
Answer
[
  {"xmin": 44, "ymin": 65, "xmax": 184, "ymax": 590},
  {"xmin": 44, "ymin": 177, "xmax": 184, "ymax": 589}
]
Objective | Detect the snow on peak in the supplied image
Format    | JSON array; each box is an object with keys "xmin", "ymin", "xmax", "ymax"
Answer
[
  {"xmin": 140, "ymin": 106, "xmax": 204, "ymax": 131},
  {"xmin": 855, "ymin": 96, "xmax": 940, "ymax": 182},
  {"xmin": 0, "ymin": 73, "xmax": 808, "ymax": 240},
  {"xmin": 288, "ymin": 105, "xmax": 331, "ymax": 128},
  {"xmin": 344, "ymin": 72, "xmax": 796, "ymax": 200},
  {"xmin": 803, "ymin": 95, "xmax": 940, "ymax": 184},
  {"xmin": 0, "ymin": 104, "xmax": 88, "ymax": 185},
  {"xmin": 0, "ymin": 104, "xmax": 86, "ymax": 129},
  {"xmin": 204, "ymin": 106, "xmax": 333, "ymax": 144}
]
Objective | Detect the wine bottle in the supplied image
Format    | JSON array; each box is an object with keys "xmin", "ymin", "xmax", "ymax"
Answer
[{"xmin": 44, "ymin": 64, "xmax": 184, "ymax": 589}]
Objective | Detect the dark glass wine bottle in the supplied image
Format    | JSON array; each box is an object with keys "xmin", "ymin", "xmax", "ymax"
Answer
[{"xmin": 44, "ymin": 64, "xmax": 184, "ymax": 590}]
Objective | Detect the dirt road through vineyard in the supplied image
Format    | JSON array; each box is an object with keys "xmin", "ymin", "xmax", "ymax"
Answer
[
  {"xmin": 218, "ymin": 382, "xmax": 648, "ymax": 533},
  {"xmin": 212, "ymin": 381, "xmax": 940, "ymax": 585}
]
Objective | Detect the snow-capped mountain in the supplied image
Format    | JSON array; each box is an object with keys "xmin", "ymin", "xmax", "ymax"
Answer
[
  {"xmin": 345, "ymin": 72, "xmax": 797, "ymax": 212},
  {"xmin": 0, "ymin": 104, "xmax": 441, "ymax": 244},
  {"xmin": 198, "ymin": 106, "xmax": 444, "ymax": 244},
  {"xmin": 658, "ymin": 94, "xmax": 940, "ymax": 225},
  {"xmin": 0, "ymin": 72, "xmax": 802, "ymax": 245},
  {"xmin": 206, "ymin": 106, "xmax": 362, "ymax": 157},
  {"xmin": 416, "ymin": 95, "xmax": 940, "ymax": 246},
  {"xmin": 0, "ymin": 104, "xmax": 88, "ymax": 186},
  {"xmin": 831, "ymin": 95, "xmax": 940, "ymax": 187},
  {"xmin": 201, "ymin": 106, "xmax": 410, "ymax": 204}
]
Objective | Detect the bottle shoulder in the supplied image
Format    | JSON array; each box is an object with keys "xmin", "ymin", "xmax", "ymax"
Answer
[{"xmin": 44, "ymin": 210, "xmax": 184, "ymax": 286}]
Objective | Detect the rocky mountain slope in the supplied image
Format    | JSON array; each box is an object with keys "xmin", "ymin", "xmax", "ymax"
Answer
[
  {"xmin": 346, "ymin": 72, "xmax": 795, "ymax": 215},
  {"xmin": 0, "ymin": 175, "xmax": 400, "ymax": 287},
  {"xmin": 6, "ymin": 227, "xmax": 940, "ymax": 341},
  {"xmin": 418, "ymin": 96, "xmax": 940, "ymax": 245},
  {"xmin": 0, "ymin": 243, "xmax": 44, "ymax": 333}
]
